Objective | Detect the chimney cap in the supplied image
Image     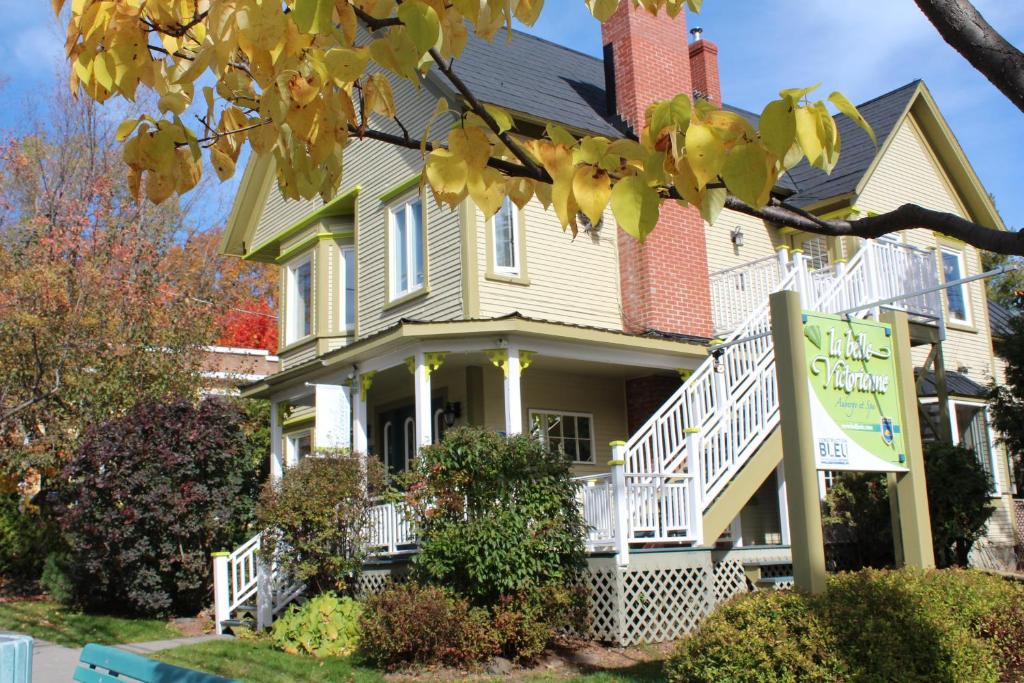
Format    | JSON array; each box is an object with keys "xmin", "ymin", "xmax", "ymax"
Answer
[{"xmin": 689, "ymin": 27, "xmax": 704, "ymax": 42}]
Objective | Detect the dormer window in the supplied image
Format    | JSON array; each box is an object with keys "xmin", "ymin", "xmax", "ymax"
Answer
[
  {"xmin": 493, "ymin": 196, "xmax": 519, "ymax": 275},
  {"xmin": 286, "ymin": 253, "xmax": 313, "ymax": 343},
  {"xmin": 389, "ymin": 195, "xmax": 425, "ymax": 300}
]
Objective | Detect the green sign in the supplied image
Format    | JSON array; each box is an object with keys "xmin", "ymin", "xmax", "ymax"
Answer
[{"xmin": 802, "ymin": 312, "xmax": 908, "ymax": 472}]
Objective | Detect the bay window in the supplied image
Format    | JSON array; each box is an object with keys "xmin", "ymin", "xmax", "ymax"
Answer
[{"xmin": 286, "ymin": 253, "xmax": 313, "ymax": 343}]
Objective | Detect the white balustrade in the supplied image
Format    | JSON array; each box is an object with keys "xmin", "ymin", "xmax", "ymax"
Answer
[
  {"xmin": 709, "ymin": 256, "xmax": 782, "ymax": 335},
  {"xmin": 366, "ymin": 498, "xmax": 417, "ymax": 556}
]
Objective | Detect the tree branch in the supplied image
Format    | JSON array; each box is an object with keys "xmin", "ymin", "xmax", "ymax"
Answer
[
  {"xmin": 914, "ymin": 0, "xmax": 1024, "ymax": 114},
  {"xmin": 724, "ymin": 195, "xmax": 1024, "ymax": 255}
]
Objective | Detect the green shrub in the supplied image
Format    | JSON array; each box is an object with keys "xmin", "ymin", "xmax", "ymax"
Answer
[
  {"xmin": 408, "ymin": 427, "xmax": 586, "ymax": 603},
  {"xmin": 359, "ymin": 583, "xmax": 498, "ymax": 670},
  {"xmin": 405, "ymin": 427, "xmax": 587, "ymax": 661},
  {"xmin": 270, "ymin": 593, "xmax": 363, "ymax": 658},
  {"xmin": 258, "ymin": 452, "xmax": 384, "ymax": 596},
  {"xmin": 0, "ymin": 494, "xmax": 55, "ymax": 580},
  {"xmin": 824, "ymin": 443, "xmax": 995, "ymax": 569},
  {"xmin": 40, "ymin": 552, "xmax": 74, "ymax": 604},
  {"xmin": 667, "ymin": 568, "xmax": 1023, "ymax": 683},
  {"xmin": 490, "ymin": 585, "xmax": 588, "ymax": 662}
]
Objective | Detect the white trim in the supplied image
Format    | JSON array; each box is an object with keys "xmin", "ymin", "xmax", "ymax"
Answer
[
  {"xmin": 285, "ymin": 252, "xmax": 314, "ymax": 344},
  {"xmin": 201, "ymin": 371, "xmax": 271, "ymax": 382},
  {"xmin": 433, "ymin": 408, "xmax": 445, "ymax": 444},
  {"xmin": 285, "ymin": 429, "xmax": 313, "ymax": 467},
  {"xmin": 940, "ymin": 246, "xmax": 971, "ymax": 325},
  {"xmin": 528, "ymin": 408, "xmax": 596, "ymax": 464},
  {"xmin": 388, "ymin": 194, "xmax": 425, "ymax": 301},
  {"xmin": 492, "ymin": 196, "xmax": 520, "ymax": 276},
  {"xmin": 403, "ymin": 417, "xmax": 415, "ymax": 471}
]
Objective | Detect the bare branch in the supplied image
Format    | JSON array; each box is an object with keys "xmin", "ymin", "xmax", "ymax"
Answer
[
  {"xmin": 914, "ymin": 0, "xmax": 1024, "ymax": 114},
  {"xmin": 724, "ymin": 195, "xmax": 1024, "ymax": 256}
]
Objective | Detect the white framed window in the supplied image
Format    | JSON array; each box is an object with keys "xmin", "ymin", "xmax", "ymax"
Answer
[
  {"xmin": 951, "ymin": 400, "xmax": 1000, "ymax": 496},
  {"xmin": 340, "ymin": 246, "xmax": 355, "ymax": 332},
  {"xmin": 389, "ymin": 195, "xmax": 425, "ymax": 299},
  {"xmin": 940, "ymin": 247, "xmax": 970, "ymax": 324},
  {"xmin": 492, "ymin": 196, "xmax": 519, "ymax": 275},
  {"xmin": 285, "ymin": 430, "xmax": 312, "ymax": 467},
  {"xmin": 285, "ymin": 253, "xmax": 313, "ymax": 344},
  {"xmin": 529, "ymin": 409, "xmax": 595, "ymax": 463}
]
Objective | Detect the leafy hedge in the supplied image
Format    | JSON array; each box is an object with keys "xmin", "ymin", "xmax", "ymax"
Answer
[
  {"xmin": 271, "ymin": 593, "xmax": 363, "ymax": 658},
  {"xmin": 667, "ymin": 568, "xmax": 1024, "ymax": 683},
  {"xmin": 54, "ymin": 398, "xmax": 262, "ymax": 616},
  {"xmin": 0, "ymin": 494, "xmax": 55, "ymax": 580}
]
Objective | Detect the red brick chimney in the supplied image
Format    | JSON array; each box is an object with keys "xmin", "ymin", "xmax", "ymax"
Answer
[
  {"xmin": 688, "ymin": 27, "xmax": 721, "ymax": 106},
  {"xmin": 602, "ymin": 4, "xmax": 713, "ymax": 339}
]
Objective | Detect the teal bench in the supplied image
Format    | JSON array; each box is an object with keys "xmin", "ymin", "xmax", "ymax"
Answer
[{"xmin": 73, "ymin": 644, "xmax": 240, "ymax": 683}]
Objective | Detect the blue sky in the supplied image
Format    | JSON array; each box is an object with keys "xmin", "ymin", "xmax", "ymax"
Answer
[{"xmin": 7, "ymin": 2, "xmax": 1024, "ymax": 229}]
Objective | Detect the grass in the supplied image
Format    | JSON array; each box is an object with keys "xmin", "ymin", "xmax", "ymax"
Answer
[
  {"xmin": 155, "ymin": 639, "xmax": 666, "ymax": 683},
  {"xmin": 0, "ymin": 600, "xmax": 182, "ymax": 648}
]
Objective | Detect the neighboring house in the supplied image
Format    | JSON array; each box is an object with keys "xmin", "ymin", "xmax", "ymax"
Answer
[
  {"xmin": 215, "ymin": 4, "xmax": 1017, "ymax": 635},
  {"xmin": 200, "ymin": 346, "xmax": 280, "ymax": 396}
]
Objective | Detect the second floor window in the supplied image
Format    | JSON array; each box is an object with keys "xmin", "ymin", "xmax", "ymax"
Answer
[
  {"xmin": 341, "ymin": 246, "xmax": 355, "ymax": 332},
  {"xmin": 941, "ymin": 247, "xmax": 969, "ymax": 323},
  {"xmin": 530, "ymin": 409, "xmax": 595, "ymax": 463},
  {"xmin": 493, "ymin": 196, "xmax": 519, "ymax": 274},
  {"xmin": 286, "ymin": 254, "xmax": 313, "ymax": 343},
  {"xmin": 390, "ymin": 196, "xmax": 425, "ymax": 299}
]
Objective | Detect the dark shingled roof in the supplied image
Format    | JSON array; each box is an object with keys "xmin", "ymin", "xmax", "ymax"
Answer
[
  {"xmin": 454, "ymin": 28, "xmax": 630, "ymax": 138},
  {"xmin": 453, "ymin": 29, "xmax": 919, "ymax": 205},
  {"xmin": 988, "ymin": 299, "xmax": 1014, "ymax": 339},
  {"xmin": 915, "ymin": 368, "xmax": 989, "ymax": 399}
]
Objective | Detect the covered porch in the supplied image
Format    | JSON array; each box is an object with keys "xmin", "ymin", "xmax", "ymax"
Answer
[{"xmin": 242, "ymin": 316, "xmax": 712, "ymax": 557}]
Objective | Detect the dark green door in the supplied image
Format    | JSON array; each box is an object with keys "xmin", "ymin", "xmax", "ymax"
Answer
[{"xmin": 377, "ymin": 398, "xmax": 444, "ymax": 474}]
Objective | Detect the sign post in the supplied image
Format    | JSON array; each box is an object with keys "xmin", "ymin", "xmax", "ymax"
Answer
[{"xmin": 770, "ymin": 290, "xmax": 828, "ymax": 595}]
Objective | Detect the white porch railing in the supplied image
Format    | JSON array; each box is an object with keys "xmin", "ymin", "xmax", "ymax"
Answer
[
  {"xmin": 366, "ymin": 498, "xmax": 417, "ymax": 556},
  {"xmin": 212, "ymin": 532, "xmax": 304, "ymax": 634},
  {"xmin": 709, "ymin": 255, "xmax": 782, "ymax": 336}
]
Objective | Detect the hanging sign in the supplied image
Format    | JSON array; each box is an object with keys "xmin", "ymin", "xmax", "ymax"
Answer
[{"xmin": 802, "ymin": 312, "xmax": 908, "ymax": 472}]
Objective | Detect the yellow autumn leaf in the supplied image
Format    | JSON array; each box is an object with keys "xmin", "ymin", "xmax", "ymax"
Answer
[
  {"xmin": 586, "ymin": 0, "xmax": 619, "ymax": 22},
  {"xmin": 684, "ymin": 123, "xmax": 726, "ymax": 188},
  {"xmin": 828, "ymin": 91, "xmax": 876, "ymax": 146},
  {"xmin": 794, "ymin": 106, "xmax": 823, "ymax": 167},
  {"xmin": 398, "ymin": 1, "xmax": 441, "ymax": 55},
  {"xmin": 292, "ymin": 0, "xmax": 333, "ymax": 34},
  {"xmin": 211, "ymin": 146, "xmax": 236, "ymax": 181},
  {"xmin": 467, "ymin": 166, "xmax": 505, "ymax": 219},
  {"xmin": 425, "ymin": 148, "xmax": 469, "ymax": 197},
  {"xmin": 448, "ymin": 127, "xmax": 491, "ymax": 171},
  {"xmin": 324, "ymin": 47, "xmax": 370, "ymax": 85},
  {"xmin": 722, "ymin": 142, "xmax": 771, "ymax": 207},
  {"xmin": 610, "ymin": 175, "xmax": 660, "ymax": 242},
  {"xmin": 758, "ymin": 99, "xmax": 795, "ymax": 160},
  {"xmin": 572, "ymin": 165, "xmax": 612, "ymax": 226}
]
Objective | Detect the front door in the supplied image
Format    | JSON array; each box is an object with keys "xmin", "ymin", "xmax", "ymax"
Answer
[{"xmin": 377, "ymin": 398, "xmax": 444, "ymax": 474}]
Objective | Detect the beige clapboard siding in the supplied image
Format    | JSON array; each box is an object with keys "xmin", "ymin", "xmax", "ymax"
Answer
[
  {"xmin": 479, "ymin": 367, "xmax": 628, "ymax": 475},
  {"xmin": 475, "ymin": 202, "xmax": 622, "ymax": 330},
  {"xmin": 253, "ymin": 176, "xmax": 320, "ymax": 250},
  {"xmin": 704, "ymin": 208, "xmax": 784, "ymax": 276},
  {"xmin": 346, "ymin": 78, "xmax": 463, "ymax": 337},
  {"xmin": 857, "ymin": 115, "xmax": 1012, "ymax": 500}
]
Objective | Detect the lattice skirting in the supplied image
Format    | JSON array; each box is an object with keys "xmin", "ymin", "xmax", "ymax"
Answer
[{"xmin": 358, "ymin": 548, "xmax": 793, "ymax": 646}]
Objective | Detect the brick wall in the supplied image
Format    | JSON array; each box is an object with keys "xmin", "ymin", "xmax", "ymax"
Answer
[
  {"xmin": 602, "ymin": 4, "xmax": 713, "ymax": 338},
  {"xmin": 625, "ymin": 375, "xmax": 681, "ymax": 434}
]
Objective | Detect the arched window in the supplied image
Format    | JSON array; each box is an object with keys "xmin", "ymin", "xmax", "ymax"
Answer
[{"xmin": 433, "ymin": 408, "xmax": 445, "ymax": 444}]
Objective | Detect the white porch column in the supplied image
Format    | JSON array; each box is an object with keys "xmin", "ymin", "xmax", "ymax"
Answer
[
  {"xmin": 353, "ymin": 373, "xmax": 372, "ymax": 455},
  {"xmin": 413, "ymin": 351, "xmax": 433, "ymax": 448},
  {"xmin": 314, "ymin": 383, "xmax": 352, "ymax": 452},
  {"xmin": 269, "ymin": 399, "xmax": 284, "ymax": 481},
  {"xmin": 777, "ymin": 462, "xmax": 791, "ymax": 546},
  {"xmin": 729, "ymin": 514, "xmax": 744, "ymax": 548},
  {"xmin": 505, "ymin": 346, "xmax": 523, "ymax": 435}
]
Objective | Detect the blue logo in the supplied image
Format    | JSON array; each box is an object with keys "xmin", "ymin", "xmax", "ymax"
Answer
[{"xmin": 881, "ymin": 417, "xmax": 894, "ymax": 446}]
